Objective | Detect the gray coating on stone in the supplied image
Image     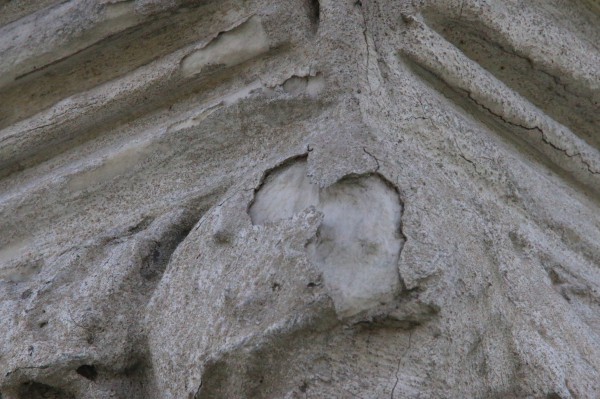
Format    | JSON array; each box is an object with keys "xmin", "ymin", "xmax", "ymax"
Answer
[{"xmin": 0, "ymin": 0, "xmax": 599, "ymax": 398}]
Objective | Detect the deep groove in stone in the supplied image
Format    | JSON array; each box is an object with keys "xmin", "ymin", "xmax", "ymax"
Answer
[
  {"xmin": 400, "ymin": 54, "xmax": 600, "ymax": 201},
  {"xmin": 422, "ymin": 14, "xmax": 600, "ymax": 151},
  {"xmin": 306, "ymin": 0, "xmax": 320, "ymax": 31}
]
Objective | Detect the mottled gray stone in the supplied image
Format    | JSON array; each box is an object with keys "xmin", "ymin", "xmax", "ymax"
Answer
[{"xmin": 0, "ymin": 0, "xmax": 599, "ymax": 398}]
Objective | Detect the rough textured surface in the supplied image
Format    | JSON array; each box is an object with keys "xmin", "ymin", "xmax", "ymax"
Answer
[
  {"xmin": 250, "ymin": 158, "xmax": 404, "ymax": 318},
  {"xmin": 0, "ymin": 0, "xmax": 599, "ymax": 398}
]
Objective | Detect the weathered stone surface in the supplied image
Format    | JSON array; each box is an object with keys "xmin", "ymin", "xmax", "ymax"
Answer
[{"xmin": 1, "ymin": 0, "xmax": 599, "ymax": 398}]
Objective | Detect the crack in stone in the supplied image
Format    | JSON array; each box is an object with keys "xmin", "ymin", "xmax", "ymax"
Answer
[
  {"xmin": 358, "ymin": 2, "xmax": 374, "ymax": 94},
  {"xmin": 5, "ymin": 365, "xmax": 50, "ymax": 377},
  {"xmin": 464, "ymin": 92, "xmax": 599, "ymax": 175},
  {"xmin": 363, "ymin": 147, "xmax": 380, "ymax": 171},
  {"xmin": 390, "ymin": 331, "xmax": 412, "ymax": 399},
  {"xmin": 441, "ymin": 17, "xmax": 598, "ymax": 108},
  {"xmin": 404, "ymin": 53, "xmax": 599, "ymax": 176}
]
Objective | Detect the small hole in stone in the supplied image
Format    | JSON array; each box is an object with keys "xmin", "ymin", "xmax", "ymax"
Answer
[
  {"xmin": 547, "ymin": 269, "xmax": 562, "ymax": 285},
  {"xmin": 152, "ymin": 246, "xmax": 161, "ymax": 263},
  {"xmin": 38, "ymin": 321, "xmax": 48, "ymax": 328},
  {"xmin": 76, "ymin": 365, "xmax": 98, "ymax": 381},
  {"xmin": 300, "ymin": 381, "xmax": 309, "ymax": 392}
]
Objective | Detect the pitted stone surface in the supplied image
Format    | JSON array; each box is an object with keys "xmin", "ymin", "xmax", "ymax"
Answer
[{"xmin": 1, "ymin": 0, "xmax": 600, "ymax": 398}]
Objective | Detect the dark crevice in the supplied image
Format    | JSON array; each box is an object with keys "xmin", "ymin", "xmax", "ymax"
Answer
[
  {"xmin": 108, "ymin": 357, "xmax": 155, "ymax": 399},
  {"xmin": 76, "ymin": 364, "xmax": 98, "ymax": 381},
  {"xmin": 17, "ymin": 381, "xmax": 74, "ymax": 399},
  {"xmin": 127, "ymin": 216, "xmax": 154, "ymax": 235},
  {"xmin": 349, "ymin": 289, "xmax": 439, "ymax": 331},
  {"xmin": 306, "ymin": 0, "xmax": 320, "ymax": 32},
  {"xmin": 139, "ymin": 206, "xmax": 208, "ymax": 280},
  {"xmin": 353, "ymin": 317, "xmax": 421, "ymax": 330},
  {"xmin": 547, "ymin": 268, "xmax": 563, "ymax": 285}
]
